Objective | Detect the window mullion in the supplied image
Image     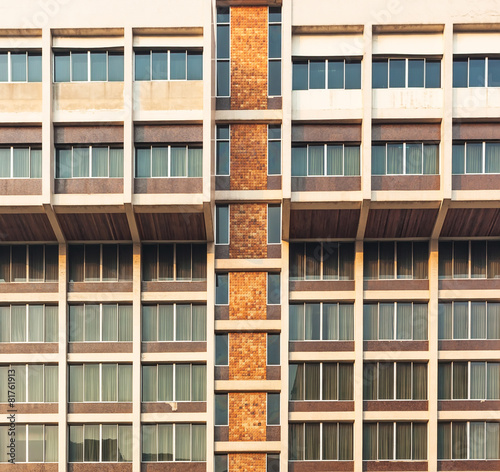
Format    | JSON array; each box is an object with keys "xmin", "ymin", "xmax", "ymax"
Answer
[
  {"xmin": 167, "ymin": 50, "xmax": 170, "ymax": 81},
  {"xmin": 173, "ymin": 304, "xmax": 177, "ymax": 341}
]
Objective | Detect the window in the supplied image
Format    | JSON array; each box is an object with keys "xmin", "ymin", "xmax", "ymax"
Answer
[
  {"xmin": 267, "ymin": 393, "xmax": 280, "ymax": 425},
  {"xmin": 142, "ymin": 364, "xmax": 206, "ymax": 402},
  {"xmin": 69, "ymin": 304, "xmax": 132, "ymax": 342},
  {"xmin": 69, "ymin": 424, "xmax": 132, "ymax": 462},
  {"xmin": 0, "ymin": 305, "xmax": 58, "ymax": 343},
  {"xmin": 268, "ymin": 125, "xmax": 281, "ymax": 175},
  {"xmin": 69, "ymin": 244, "xmax": 132, "ymax": 282},
  {"xmin": 438, "ymin": 301, "xmax": 500, "ymax": 340},
  {"xmin": 267, "ymin": 333, "xmax": 280, "ymax": 365},
  {"xmin": 289, "ymin": 303, "xmax": 354, "ymax": 341},
  {"xmin": 0, "ymin": 425, "xmax": 57, "ymax": 463},
  {"xmin": 438, "ymin": 422, "xmax": 500, "ymax": 459},
  {"xmin": 363, "ymin": 303, "xmax": 428, "ymax": 341},
  {"xmin": 215, "ymin": 454, "xmax": 228, "ymax": 472},
  {"xmin": 363, "ymin": 422, "xmax": 427, "ymax": 460},
  {"xmin": 268, "ymin": 205, "xmax": 281, "ymax": 244},
  {"xmin": 438, "ymin": 361, "xmax": 500, "ymax": 400},
  {"xmin": 267, "ymin": 454, "xmax": 280, "ymax": 472},
  {"xmin": 290, "ymin": 362, "xmax": 354, "ymax": 400},
  {"xmin": 453, "ymin": 56, "xmax": 500, "ymax": 88},
  {"xmin": 364, "ymin": 241, "xmax": 428, "ymax": 280},
  {"xmin": 267, "ymin": 273, "xmax": 280, "ymax": 304},
  {"xmin": 216, "ymin": 273, "xmax": 229, "ymax": 305},
  {"xmin": 68, "ymin": 364, "xmax": 132, "ymax": 402},
  {"xmin": 0, "ymin": 147, "xmax": 41, "ymax": 178},
  {"xmin": 215, "ymin": 334, "xmax": 229, "ymax": 366},
  {"xmin": 292, "ymin": 144, "xmax": 361, "ymax": 176},
  {"xmin": 0, "ymin": 245, "xmax": 58, "ymax": 282},
  {"xmin": 371, "ymin": 142, "xmax": 439, "ymax": 175},
  {"xmin": 215, "ymin": 205, "xmax": 229, "ymax": 244},
  {"xmin": 439, "ymin": 240, "xmax": 500, "ymax": 279},
  {"xmin": 54, "ymin": 50, "xmax": 124, "ymax": 82},
  {"xmin": 0, "ymin": 364, "xmax": 58, "ymax": 403},
  {"xmin": 289, "ymin": 423, "xmax": 353, "ymax": 461},
  {"xmin": 292, "ymin": 59, "xmax": 361, "ymax": 90},
  {"xmin": 215, "ymin": 394, "xmax": 228, "ymax": 426},
  {"xmin": 134, "ymin": 49, "xmax": 202, "ymax": 81},
  {"xmin": 216, "ymin": 7, "xmax": 230, "ymax": 96},
  {"xmin": 55, "ymin": 146, "xmax": 124, "ymax": 178},
  {"xmin": 290, "ymin": 242, "xmax": 355, "ymax": 280},
  {"xmin": 453, "ymin": 142, "xmax": 500, "ymax": 174},
  {"xmin": 134, "ymin": 145, "xmax": 202, "ymax": 178},
  {"xmin": 142, "ymin": 304, "xmax": 206, "ymax": 342},
  {"xmin": 216, "ymin": 125, "xmax": 230, "ymax": 175},
  {"xmin": 0, "ymin": 51, "xmax": 41, "ymax": 82},
  {"xmin": 142, "ymin": 243, "xmax": 206, "ymax": 282},
  {"xmin": 372, "ymin": 58, "xmax": 441, "ymax": 88},
  {"xmin": 142, "ymin": 424, "xmax": 206, "ymax": 462},
  {"xmin": 268, "ymin": 7, "xmax": 281, "ymax": 96},
  {"xmin": 363, "ymin": 362, "xmax": 427, "ymax": 400}
]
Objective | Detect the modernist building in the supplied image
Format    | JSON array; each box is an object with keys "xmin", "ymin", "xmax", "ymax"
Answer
[{"xmin": 0, "ymin": 0, "xmax": 500, "ymax": 471}]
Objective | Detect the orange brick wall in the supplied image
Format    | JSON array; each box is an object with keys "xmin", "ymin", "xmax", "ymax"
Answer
[
  {"xmin": 229, "ymin": 332, "xmax": 267, "ymax": 380},
  {"xmin": 229, "ymin": 454, "xmax": 267, "ymax": 472},
  {"xmin": 229, "ymin": 271, "xmax": 267, "ymax": 320},
  {"xmin": 229, "ymin": 392, "xmax": 267, "ymax": 441},
  {"xmin": 230, "ymin": 124, "xmax": 267, "ymax": 190},
  {"xmin": 230, "ymin": 6, "xmax": 268, "ymax": 110},
  {"xmin": 229, "ymin": 203, "xmax": 268, "ymax": 258}
]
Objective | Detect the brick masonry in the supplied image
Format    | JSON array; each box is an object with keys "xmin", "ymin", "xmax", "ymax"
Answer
[
  {"xmin": 230, "ymin": 124, "xmax": 267, "ymax": 190},
  {"xmin": 229, "ymin": 272, "xmax": 267, "ymax": 319},
  {"xmin": 229, "ymin": 392, "xmax": 267, "ymax": 441},
  {"xmin": 229, "ymin": 332, "xmax": 267, "ymax": 380},
  {"xmin": 230, "ymin": 6, "xmax": 268, "ymax": 110},
  {"xmin": 228, "ymin": 454, "xmax": 267, "ymax": 472},
  {"xmin": 229, "ymin": 204, "xmax": 268, "ymax": 258}
]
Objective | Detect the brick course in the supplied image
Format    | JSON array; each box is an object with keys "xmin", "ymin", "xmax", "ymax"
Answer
[
  {"xmin": 230, "ymin": 124, "xmax": 267, "ymax": 190},
  {"xmin": 230, "ymin": 7, "xmax": 268, "ymax": 110},
  {"xmin": 229, "ymin": 332, "xmax": 267, "ymax": 380},
  {"xmin": 229, "ymin": 271, "xmax": 267, "ymax": 319},
  {"xmin": 228, "ymin": 454, "xmax": 267, "ymax": 472},
  {"xmin": 229, "ymin": 392, "xmax": 267, "ymax": 441},
  {"xmin": 229, "ymin": 204, "xmax": 268, "ymax": 258}
]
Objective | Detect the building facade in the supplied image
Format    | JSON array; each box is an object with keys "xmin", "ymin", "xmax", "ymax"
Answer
[{"xmin": 0, "ymin": 0, "xmax": 500, "ymax": 471}]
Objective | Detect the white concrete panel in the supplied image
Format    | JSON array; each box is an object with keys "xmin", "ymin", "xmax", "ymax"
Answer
[
  {"xmin": 454, "ymin": 32, "xmax": 500, "ymax": 54},
  {"xmin": 372, "ymin": 89, "xmax": 444, "ymax": 119},
  {"xmin": 52, "ymin": 37, "xmax": 124, "ymax": 48},
  {"xmin": 292, "ymin": 89, "xmax": 363, "ymax": 118},
  {"xmin": 373, "ymin": 34, "xmax": 443, "ymax": 55},
  {"xmin": 292, "ymin": 34, "xmax": 364, "ymax": 57},
  {"xmin": 453, "ymin": 88, "xmax": 500, "ymax": 118},
  {"xmin": 133, "ymin": 35, "xmax": 203, "ymax": 48},
  {"xmin": 0, "ymin": 36, "xmax": 41, "ymax": 48}
]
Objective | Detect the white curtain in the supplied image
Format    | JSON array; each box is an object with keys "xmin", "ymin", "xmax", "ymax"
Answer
[
  {"xmin": 289, "ymin": 304, "xmax": 304, "ymax": 341},
  {"xmin": 102, "ymin": 364, "xmax": 117, "ymax": 401},
  {"xmin": 11, "ymin": 364, "xmax": 26, "ymax": 402},
  {"xmin": 118, "ymin": 425, "xmax": 132, "ymax": 462},
  {"xmin": 84, "ymin": 424, "xmax": 100, "ymax": 462},
  {"xmin": 379, "ymin": 303, "xmax": 394, "ymax": 340},
  {"xmin": 488, "ymin": 303, "xmax": 500, "ymax": 339},
  {"xmin": 73, "ymin": 147, "xmax": 90, "ymax": 177},
  {"xmin": 30, "ymin": 149, "xmax": 42, "ymax": 178},
  {"xmin": 158, "ymin": 364, "xmax": 173, "ymax": 401},
  {"xmin": 405, "ymin": 143, "xmax": 422, "ymax": 174},
  {"xmin": 69, "ymin": 305, "xmax": 84, "ymax": 342},
  {"xmin": 85, "ymin": 304, "xmax": 100, "ymax": 341},
  {"xmin": 487, "ymin": 363, "xmax": 500, "ymax": 399},
  {"xmin": 188, "ymin": 148, "xmax": 203, "ymax": 177},
  {"xmin": 191, "ymin": 424, "xmax": 206, "ymax": 461},
  {"xmin": 142, "ymin": 305, "xmax": 157, "ymax": 342},
  {"xmin": 28, "ymin": 364, "xmax": 43, "ymax": 402},
  {"xmin": 486, "ymin": 422, "xmax": 500, "ymax": 459},
  {"xmin": 118, "ymin": 305, "xmax": 132, "ymax": 342},
  {"xmin": 84, "ymin": 364, "xmax": 100, "ymax": 402},
  {"xmin": 322, "ymin": 303, "xmax": 338, "ymax": 340},
  {"xmin": 471, "ymin": 302, "xmax": 486, "ymax": 338},
  {"xmin": 141, "ymin": 425, "xmax": 157, "ymax": 461},
  {"xmin": 175, "ymin": 364, "xmax": 191, "ymax": 401},
  {"xmin": 175, "ymin": 424, "xmax": 190, "ymax": 461},
  {"xmin": 308, "ymin": 145, "xmax": 324, "ymax": 175},
  {"xmin": 339, "ymin": 304, "xmax": 354, "ymax": 340},
  {"xmin": 28, "ymin": 425, "xmax": 44, "ymax": 462},
  {"xmin": 176, "ymin": 304, "xmax": 191, "ymax": 341},
  {"xmin": 471, "ymin": 362, "xmax": 486, "ymax": 399},
  {"xmin": 102, "ymin": 304, "xmax": 117, "ymax": 342},
  {"xmin": 304, "ymin": 303, "xmax": 320, "ymax": 340},
  {"xmin": 466, "ymin": 142, "xmax": 483, "ymax": 173},
  {"xmin": 118, "ymin": 365, "xmax": 132, "ymax": 402},
  {"xmin": 396, "ymin": 303, "xmax": 412, "ymax": 339},
  {"xmin": 101, "ymin": 425, "xmax": 117, "ymax": 462},
  {"xmin": 13, "ymin": 148, "xmax": 29, "ymax": 178},
  {"xmin": 486, "ymin": 142, "xmax": 500, "ymax": 173},
  {"xmin": 158, "ymin": 424, "xmax": 173, "ymax": 461},
  {"xmin": 109, "ymin": 148, "xmax": 123, "ymax": 177},
  {"xmin": 470, "ymin": 422, "xmax": 485, "ymax": 459},
  {"xmin": 192, "ymin": 364, "xmax": 206, "ymax": 401},
  {"xmin": 142, "ymin": 365, "xmax": 157, "ymax": 402},
  {"xmin": 11, "ymin": 305, "xmax": 27, "ymax": 342},
  {"xmin": 43, "ymin": 365, "xmax": 58, "ymax": 403},
  {"xmin": 326, "ymin": 145, "xmax": 343, "ymax": 175},
  {"xmin": 387, "ymin": 143, "xmax": 403, "ymax": 174},
  {"xmin": 192, "ymin": 305, "xmax": 206, "ymax": 341},
  {"xmin": 44, "ymin": 305, "xmax": 58, "ymax": 343},
  {"xmin": 171, "ymin": 146, "xmax": 187, "ymax": 177},
  {"xmin": 91, "ymin": 147, "xmax": 108, "ymax": 177},
  {"xmin": 152, "ymin": 147, "xmax": 168, "ymax": 177},
  {"xmin": 28, "ymin": 304, "xmax": 43, "ymax": 342},
  {"xmin": 344, "ymin": 145, "xmax": 360, "ymax": 176},
  {"xmin": 158, "ymin": 304, "xmax": 174, "ymax": 341},
  {"xmin": 45, "ymin": 425, "xmax": 58, "ymax": 462},
  {"xmin": 69, "ymin": 365, "xmax": 83, "ymax": 402},
  {"xmin": 0, "ymin": 148, "xmax": 10, "ymax": 177},
  {"xmin": 453, "ymin": 302, "xmax": 469, "ymax": 339}
]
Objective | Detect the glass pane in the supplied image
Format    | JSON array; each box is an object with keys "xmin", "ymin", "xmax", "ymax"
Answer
[
  {"xmin": 268, "ymin": 139, "xmax": 281, "ymax": 175},
  {"xmin": 289, "ymin": 304, "xmax": 304, "ymax": 341},
  {"xmin": 408, "ymin": 59, "xmax": 424, "ymax": 87},
  {"xmin": 304, "ymin": 303, "xmax": 320, "ymax": 340},
  {"xmin": 84, "ymin": 424, "xmax": 100, "ymax": 462},
  {"xmin": 69, "ymin": 425, "xmax": 83, "ymax": 462},
  {"xmin": 371, "ymin": 144, "xmax": 386, "ymax": 175},
  {"xmin": 217, "ymin": 25, "xmax": 230, "ymax": 59},
  {"xmin": 152, "ymin": 51, "xmax": 167, "ymax": 80},
  {"xmin": 268, "ymin": 205, "xmax": 281, "ymax": 244},
  {"xmin": 269, "ymin": 24, "xmax": 281, "ymax": 58},
  {"xmin": 345, "ymin": 60, "xmax": 361, "ymax": 89},
  {"xmin": 372, "ymin": 60, "xmax": 388, "ymax": 88},
  {"xmin": 267, "ymin": 393, "xmax": 280, "ymax": 424},
  {"xmin": 309, "ymin": 61, "xmax": 325, "ymax": 89},
  {"xmin": 486, "ymin": 142, "xmax": 500, "ymax": 173},
  {"xmin": 71, "ymin": 52, "xmax": 88, "ymax": 81},
  {"xmin": 11, "ymin": 53, "xmax": 27, "ymax": 82},
  {"xmin": 91, "ymin": 147, "xmax": 108, "ymax": 177},
  {"xmin": 406, "ymin": 143, "xmax": 422, "ymax": 174},
  {"xmin": 102, "ymin": 425, "xmax": 117, "ymax": 461},
  {"xmin": 135, "ymin": 52, "xmax": 150, "ymax": 80},
  {"xmin": 426, "ymin": 60, "xmax": 441, "ymax": 88},
  {"xmin": 13, "ymin": 148, "xmax": 29, "ymax": 177},
  {"xmin": 108, "ymin": 53, "xmax": 124, "ymax": 81},
  {"xmin": 267, "ymin": 333, "xmax": 280, "ymax": 365},
  {"xmin": 135, "ymin": 148, "xmax": 151, "ymax": 178},
  {"xmin": 170, "ymin": 146, "xmax": 186, "ymax": 177},
  {"xmin": 0, "ymin": 53, "xmax": 7, "ymax": 81},
  {"xmin": 90, "ymin": 52, "xmax": 107, "ymax": 81},
  {"xmin": 452, "ymin": 143, "xmax": 465, "ymax": 174},
  {"xmin": 291, "ymin": 146, "xmax": 307, "ymax": 176},
  {"xmin": 453, "ymin": 59, "xmax": 468, "ymax": 87},
  {"xmin": 489, "ymin": 58, "xmax": 500, "ymax": 86},
  {"xmin": 389, "ymin": 59, "xmax": 405, "ymax": 87},
  {"xmin": 158, "ymin": 424, "xmax": 173, "ymax": 461},
  {"xmin": 73, "ymin": 147, "xmax": 90, "ymax": 177},
  {"xmin": 187, "ymin": 52, "xmax": 203, "ymax": 80},
  {"xmin": 328, "ymin": 60, "xmax": 344, "ymax": 89},
  {"xmin": 292, "ymin": 62, "xmax": 308, "ymax": 90},
  {"xmin": 30, "ymin": 148, "xmax": 42, "ymax": 178},
  {"xmin": 423, "ymin": 143, "xmax": 439, "ymax": 174},
  {"xmin": 387, "ymin": 143, "xmax": 403, "ymax": 174},
  {"xmin": 215, "ymin": 393, "xmax": 228, "ymax": 425},
  {"xmin": 170, "ymin": 51, "xmax": 186, "ymax": 80},
  {"xmin": 217, "ymin": 60, "xmax": 229, "ymax": 96},
  {"xmin": 54, "ymin": 53, "xmax": 70, "ymax": 82},
  {"xmin": 175, "ymin": 424, "xmax": 190, "ymax": 461},
  {"xmin": 216, "ymin": 205, "xmax": 229, "ymax": 244},
  {"xmin": 466, "ymin": 142, "xmax": 483, "ymax": 173},
  {"xmin": 469, "ymin": 57, "xmax": 486, "ymax": 87},
  {"xmin": 308, "ymin": 145, "xmax": 324, "ymax": 175},
  {"xmin": 215, "ymin": 273, "xmax": 228, "ymax": 305}
]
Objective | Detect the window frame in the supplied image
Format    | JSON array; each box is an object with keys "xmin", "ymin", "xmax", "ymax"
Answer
[
  {"xmin": 55, "ymin": 145, "xmax": 124, "ymax": 179},
  {"xmin": 0, "ymin": 364, "xmax": 58, "ymax": 403},
  {"xmin": 289, "ymin": 302, "xmax": 355, "ymax": 341},
  {"xmin": 268, "ymin": 6, "xmax": 282, "ymax": 97},
  {"xmin": 133, "ymin": 49, "xmax": 202, "ymax": 82},
  {"xmin": 53, "ymin": 50, "xmax": 124, "ymax": 83},
  {"xmin": 68, "ymin": 303, "xmax": 132, "ymax": 343},
  {"xmin": 452, "ymin": 141, "xmax": 500, "ymax": 175},
  {"xmin": 215, "ymin": 273, "xmax": 229, "ymax": 306},
  {"xmin": 216, "ymin": 124, "xmax": 230, "ymax": 176},
  {"xmin": 68, "ymin": 424, "xmax": 132, "ymax": 463},
  {"xmin": 0, "ymin": 146, "xmax": 42, "ymax": 179},
  {"xmin": 0, "ymin": 424, "xmax": 58, "ymax": 463},
  {"xmin": 267, "ymin": 333, "xmax": 280, "ymax": 366},
  {"xmin": 267, "ymin": 124, "xmax": 281, "ymax": 175},
  {"xmin": 452, "ymin": 56, "xmax": 500, "ymax": 88},
  {"xmin": 292, "ymin": 58, "xmax": 362, "ymax": 91},
  {"xmin": 0, "ymin": 51, "xmax": 42, "ymax": 83},
  {"xmin": 0, "ymin": 304, "xmax": 58, "ymax": 343},
  {"xmin": 372, "ymin": 57, "xmax": 441, "ymax": 89},
  {"xmin": 216, "ymin": 7, "xmax": 230, "ymax": 97},
  {"xmin": 215, "ymin": 204, "xmax": 230, "ymax": 245}
]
